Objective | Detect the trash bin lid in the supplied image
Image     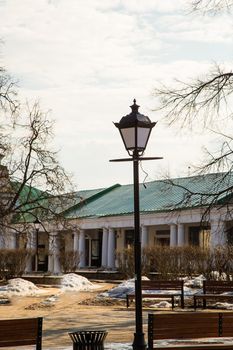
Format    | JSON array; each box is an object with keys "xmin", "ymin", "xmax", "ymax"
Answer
[{"xmin": 69, "ymin": 330, "xmax": 108, "ymax": 345}]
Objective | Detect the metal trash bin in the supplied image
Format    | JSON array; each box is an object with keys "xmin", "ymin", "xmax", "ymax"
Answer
[{"xmin": 69, "ymin": 330, "xmax": 108, "ymax": 350}]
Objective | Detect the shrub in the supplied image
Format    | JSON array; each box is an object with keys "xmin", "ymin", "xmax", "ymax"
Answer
[
  {"xmin": 206, "ymin": 246, "xmax": 233, "ymax": 281},
  {"xmin": 116, "ymin": 245, "xmax": 233, "ymax": 280},
  {"xmin": 59, "ymin": 250, "xmax": 81, "ymax": 273},
  {"xmin": 0, "ymin": 249, "xmax": 30, "ymax": 280},
  {"xmin": 116, "ymin": 247, "xmax": 135, "ymax": 278},
  {"xmin": 146, "ymin": 245, "xmax": 181, "ymax": 279}
]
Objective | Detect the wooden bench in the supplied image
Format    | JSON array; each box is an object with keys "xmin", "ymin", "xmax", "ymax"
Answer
[
  {"xmin": 126, "ymin": 280, "xmax": 184, "ymax": 309},
  {"xmin": 0, "ymin": 317, "xmax": 43, "ymax": 349},
  {"xmin": 148, "ymin": 311, "xmax": 233, "ymax": 349},
  {"xmin": 194, "ymin": 281, "xmax": 233, "ymax": 309}
]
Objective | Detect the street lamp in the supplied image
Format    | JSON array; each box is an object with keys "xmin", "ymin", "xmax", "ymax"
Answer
[
  {"xmin": 114, "ymin": 99, "xmax": 156, "ymax": 157},
  {"xmin": 111, "ymin": 99, "xmax": 162, "ymax": 350},
  {"xmin": 34, "ymin": 218, "xmax": 41, "ymax": 272}
]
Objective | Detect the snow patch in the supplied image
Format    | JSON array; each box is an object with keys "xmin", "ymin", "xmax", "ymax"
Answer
[
  {"xmin": 60, "ymin": 273, "xmax": 98, "ymax": 291},
  {"xmin": 150, "ymin": 300, "xmax": 172, "ymax": 308},
  {"xmin": 0, "ymin": 278, "xmax": 42, "ymax": 296},
  {"xmin": 213, "ymin": 302, "xmax": 233, "ymax": 309},
  {"xmin": 184, "ymin": 275, "xmax": 205, "ymax": 289},
  {"xmin": 210, "ymin": 271, "xmax": 231, "ymax": 281},
  {"xmin": 100, "ymin": 276, "xmax": 200, "ymax": 299},
  {"xmin": 105, "ymin": 343, "xmax": 131, "ymax": 349},
  {"xmin": 100, "ymin": 276, "xmax": 149, "ymax": 299}
]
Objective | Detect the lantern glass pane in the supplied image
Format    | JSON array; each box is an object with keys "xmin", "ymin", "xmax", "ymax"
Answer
[
  {"xmin": 121, "ymin": 127, "xmax": 135, "ymax": 149},
  {"xmin": 137, "ymin": 127, "xmax": 150, "ymax": 149},
  {"xmin": 35, "ymin": 224, "xmax": 40, "ymax": 230}
]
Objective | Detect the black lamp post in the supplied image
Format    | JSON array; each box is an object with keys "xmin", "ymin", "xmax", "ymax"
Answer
[{"xmin": 111, "ymin": 99, "xmax": 162, "ymax": 350}]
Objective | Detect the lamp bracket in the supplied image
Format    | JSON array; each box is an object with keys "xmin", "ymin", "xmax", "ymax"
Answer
[{"xmin": 109, "ymin": 157, "xmax": 163, "ymax": 162}]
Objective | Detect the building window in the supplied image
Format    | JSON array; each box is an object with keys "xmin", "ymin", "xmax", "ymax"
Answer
[
  {"xmin": 227, "ymin": 227, "xmax": 233, "ymax": 245},
  {"xmin": 125, "ymin": 230, "xmax": 134, "ymax": 248},
  {"xmin": 189, "ymin": 227, "xmax": 200, "ymax": 246},
  {"xmin": 188, "ymin": 226, "xmax": 210, "ymax": 248},
  {"xmin": 155, "ymin": 230, "xmax": 170, "ymax": 246}
]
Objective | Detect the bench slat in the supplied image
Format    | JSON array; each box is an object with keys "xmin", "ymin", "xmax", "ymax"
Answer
[
  {"xmin": 205, "ymin": 281, "xmax": 233, "ymax": 294},
  {"xmin": 194, "ymin": 281, "xmax": 233, "ymax": 309},
  {"xmin": 0, "ymin": 317, "xmax": 42, "ymax": 349},
  {"xmin": 148, "ymin": 312, "xmax": 233, "ymax": 350},
  {"xmin": 153, "ymin": 345, "xmax": 233, "ymax": 350},
  {"xmin": 127, "ymin": 280, "xmax": 184, "ymax": 309},
  {"xmin": 0, "ymin": 339, "xmax": 39, "ymax": 347}
]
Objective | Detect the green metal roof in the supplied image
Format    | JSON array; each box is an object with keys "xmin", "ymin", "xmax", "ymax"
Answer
[
  {"xmin": 11, "ymin": 181, "xmax": 51, "ymax": 223},
  {"xmin": 12, "ymin": 180, "xmax": 116, "ymax": 223},
  {"xmin": 12, "ymin": 183, "xmax": 110, "ymax": 223},
  {"xmin": 65, "ymin": 172, "xmax": 233, "ymax": 219}
]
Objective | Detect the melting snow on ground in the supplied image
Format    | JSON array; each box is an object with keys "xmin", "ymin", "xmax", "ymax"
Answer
[
  {"xmin": 0, "ymin": 273, "xmax": 100, "ymax": 297},
  {"xmin": 100, "ymin": 275, "xmax": 202, "ymax": 300},
  {"xmin": 150, "ymin": 300, "xmax": 172, "ymax": 308},
  {"xmin": 183, "ymin": 275, "xmax": 204, "ymax": 289},
  {"xmin": 213, "ymin": 302, "xmax": 233, "ymax": 310},
  {"xmin": 60, "ymin": 273, "xmax": 99, "ymax": 291},
  {"xmin": 99, "ymin": 274, "xmax": 233, "ymax": 310},
  {"xmin": 0, "ymin": 273, "xmax": 233, "ymax": 311},
  {"xmin": 100, "ymin": 276, "xmax": 149, "ymax": 299},
  {"xmin": 0, "ymin": 278, "xmax": 43, "ymax": 296}
]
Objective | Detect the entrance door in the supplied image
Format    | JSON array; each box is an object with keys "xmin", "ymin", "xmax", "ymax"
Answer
[
  {"xmin": 227, "ymin": 226, "xmax": 233, "ymax": 245},
  {"xmin": 35, "ymin": 232, "xmax": 49, "ymax": 272},
  {"xmin": 91, "ymin": 239, "xmax": 101, "ymax": 267},
  {"xmin": 37, "ymin": 244, "xmax": 48, "ymax": 272},
  {"xmin": 125, "ymin": 230, "xmax": 134, "ymax": 248},
  {"xmin": 189, "ymin": 227, "xmax": 200, "ymax": 246}
]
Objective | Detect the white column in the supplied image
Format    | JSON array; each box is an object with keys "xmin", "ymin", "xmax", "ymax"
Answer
[
  {"xmin": 31, "ymin": 230, "xmax": 37, "ymax": 271},
  {"xmin": 0, "ymin": 228, "xmax": 8, "ymax": 249},
  {"xmin": 73, "ymin": 231, "xmax": 79, "ymax": 252},
  {"xmin": 47, "ymin": 233, "xmax": 61, "ymax": 274},
  {"xmin": 210, "ymin": 220, "xmax": 226, "ymax": 248},
  {"xmin": 170, "ymin": 224, "xmax": 177, "ymax": 247},
  {"xmin": 48, "ymin": 233, "xmax": 54, "ymax": 273},
  {"xmin": 177, "ymin": 224, "xmax": 185, "ymax": 246},
  {"xmin": 79, "ymin": 229, "xmax": 85, "ymax": 268},
  {"xmin": 141, "ymin": 225, "xmax": 148, "ymax": 249},
  {"xmin": 101, "ymin": 227, "xmax": 108, "ymax": 268},
  {"xmin": 25, "ymin": 231, "xmax": 34, "ymax": 273},
  {"xmin": 107, "ymin": 228, "xmax": 115, "ymax": 269},
  {"xmin": 8, "ymin": 231, "xmax": 17, "ymax": 249},
  {"xmin": 53, "ymin": 234, "xmax": 61, "ymax": 274},
  {"xmin": 0, "ymin": 233, "xmax": 4, "ymax": 248}
]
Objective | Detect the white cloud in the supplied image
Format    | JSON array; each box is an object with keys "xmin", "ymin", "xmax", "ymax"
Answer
[
  {"xmin": 158, "ymin": 14, "xmax": 233, "ymax": 44},
  {"xmin": 0, "ymin": 0, "xmax": 231, "ymax": 188},
  {"xmin": 103, "ymin": 0, "xmax": 188, "ymax": 13}
]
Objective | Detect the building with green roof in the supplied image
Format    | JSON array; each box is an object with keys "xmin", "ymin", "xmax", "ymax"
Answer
[
  {"xmin": 55, "ymin": 172, "xmax": 232, "ymax": 272},
  {"xmin": 5, "ymin": 171, "xmax": 233, "ymax": 274}
]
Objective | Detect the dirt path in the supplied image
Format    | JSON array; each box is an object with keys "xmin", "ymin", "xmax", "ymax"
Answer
[{"xmin": 0, "ymin": 282, "xmax": 141, "ymax": 348}]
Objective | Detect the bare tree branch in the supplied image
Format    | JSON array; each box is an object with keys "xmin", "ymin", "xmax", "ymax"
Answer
[
  {"xmin": 0, "ymin": 68, "xmax": 18, "ymax": 115},
  {"xmin": 192, "ymin": 0, "xmax": 233, "ymax": 13},
  {"xmin": 153, "ymin": 0, "xmax": 233, "ymax": 220},
  {"xmin": 153, "ymin": 65, "xmax": 233, "ymax": 129}
]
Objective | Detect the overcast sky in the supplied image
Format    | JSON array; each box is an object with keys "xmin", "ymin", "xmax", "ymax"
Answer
[{"xmin": 0, "ymin": 0, "xmax": 232, "ymax": 190}]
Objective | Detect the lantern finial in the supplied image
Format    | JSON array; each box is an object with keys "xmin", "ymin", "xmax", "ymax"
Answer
[{"xmin": 130, "ymin": 99, "xmax": 139, "ymax": 113}]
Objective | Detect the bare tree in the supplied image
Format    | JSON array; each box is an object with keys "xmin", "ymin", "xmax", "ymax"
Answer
[
  {"xmin": 0, "ymin": 62, "xmax": 81, "ymax": 267},
  {"xmin": 0, "ymin": 67, "xmax": 18, "ymax": 115},
  {"xmin": 0, "ymin": 99, "xmax": 77, "ymax": 237},
  {"xmin": 153, "ymin": 1, "xmax": 233, "ymax": 220}
]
